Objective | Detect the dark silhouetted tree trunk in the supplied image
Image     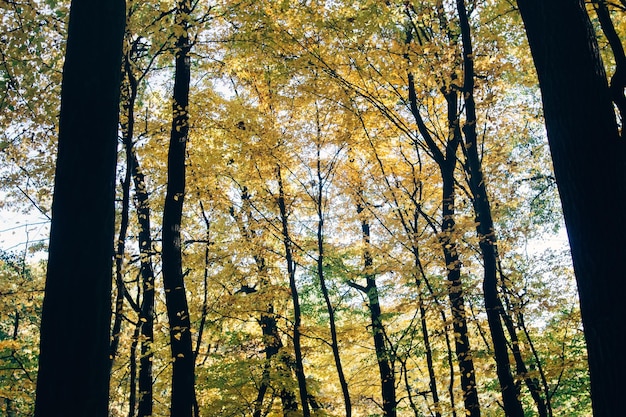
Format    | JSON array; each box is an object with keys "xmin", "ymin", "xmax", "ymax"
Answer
[
  {"xmin": 162, "ymin": 0, "xmax": 195, "ymax": 415},
  {"xmin": 516, "ymin": 1, "xmax": 626, "ymax": 415},
  {"xmin": 34, "ymin": 1, "xmax": 125, "ymax": 416},
  {"xmin": 592, "ymin": 0, "xmax": 626, "ymax": 128},
  {"xmin": 500, "ymin": 301, "xmax": 547, "ymax": 417},
  {"xmin": 456, "ymin": 1, "xmax": 524, "ymax": 415},
  {"xmin": 276, "ymin": 165, "xmax": 310, "ymax": 417},
  {"xmin": 404, "ymin": 4, "xmax": 480, "ymax": 411}
]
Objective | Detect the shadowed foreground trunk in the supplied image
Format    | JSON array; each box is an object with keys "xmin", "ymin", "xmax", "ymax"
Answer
[
  {"xmin": 516, "ymin": 1, "xmax": 626, "ymax": 415},
  {"xmin": 34, "ymin": 1, "xmax": 125, "ymax": 416}
]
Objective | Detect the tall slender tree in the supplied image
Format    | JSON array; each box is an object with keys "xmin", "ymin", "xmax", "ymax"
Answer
[
  {"xmin": 33, "ymin": 0, "xmax": 125, "ymax": 416},
  {"xmin": 516, "ymin": 1, "xmax": 626, "ymax": 415},
  {"xmin": 455, "ymin": 1, "xmax": 524, "ymax": 415},
  {"xmin": 276, "ymin": 164, "xmax": 311, "ymax": 417},
  {"xmin": 351, "ymin": 202, "xmax": 397, "ymax": 417},
  {"xmin": 161, "ymin": 0, "xmax": 195, "ymax": 415}
]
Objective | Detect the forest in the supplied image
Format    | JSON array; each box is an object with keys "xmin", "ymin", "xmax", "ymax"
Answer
[{"xmin": 1, "ymin": 0, "xmax": 624, "ymax": 416}]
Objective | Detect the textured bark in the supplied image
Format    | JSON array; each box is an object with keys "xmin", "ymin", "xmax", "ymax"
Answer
[
  {"xmin": 162, "ymin": 0, "xmax": 195, "ymax": 415},
  {"xmin": 516, "ymin": 1, "xmax": 626, "ymax": 415},
  {"xmin": 34, "ymin": 1, "xmax": 125, "ymax": 416}
]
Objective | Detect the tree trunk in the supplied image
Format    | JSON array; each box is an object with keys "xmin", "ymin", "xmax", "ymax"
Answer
[
  {"xmin": 253, "ymin": 306, "xmax": 282, "ymax": 417},
  {"xmin": 440, "ymin": 90, "xmax": 481, "ymax": 417},
  {"xmin": 162, "ymin": 0, "xmax": 195, "ymax": 415},
  {"xmin": 129, "ymin": 93, "xmax": 156, "ymax": 417},
  {"xmin": 118, "ymin": 46, "xmax": 156, "ymax": 417},
  {"xmin": 276, "ymin": 165, "xmax": 310, "ymax": 417},
  {"xmin": 456, "ymin": 1, "xmax": 524, "ymax": 415},
  {"xmin": 353, "ymin": 204, "xmax": 396, "ymax": 417},
  {"xmin": 109, "ymin": 121, "xmax": 131, "ymax": 367},
  {"xmin": 516, "ymin": 1, "xmax": 626, "ymax": 415},
  {"xmin": 33, "ymin": 0, "xmax": 125, "ymax": 416},
  {"xmin": 406, "ymin": 60, "xmax": 480, "ymax": 417},
  {"xmin": 314, "ymin": 148, "xmax": 352, "ymax": 417},
  {"xmin": 591, "ymin": 0, "xmax": 626, "ymax": 126},
  {"xmin": 499, "ymin": 302, "xmax": 547, "ymax": 417}
]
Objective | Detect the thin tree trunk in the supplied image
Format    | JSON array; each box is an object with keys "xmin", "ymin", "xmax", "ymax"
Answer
[
  {"xmin": 34, "ymin": 1, "xmax": 125, "ymax": 415},
  {"xmin": 516, "ymin": 3, "xmax": 626, "ymax": 414},
  {"xmin": 499, "ymin": 301, "xmax": 547, "ymax": 417},
  {"xmin": 253, "ymin": 305, "xmax": 282, "ymax": 417},
  {"xmin": 413, "ymin": 248, "xmax": 459, "ymax": 417},
  {"xmin": 119, "ymin": 46, "xmax": 156, "ymax": 417},
  {"xmin": 351, "ymin": 204, "xmax": 396, "ymax": 417},
  {"xmin": 440, "ymin": 93, "xmax": 481, "ymax": 417},
  {"xmin": 411, "ymin": 247, "xmax": 441, "ymax": 417},
  {"xmin": 592, "ymin": 0, "xmax": 626, "ymax": 127},
  {"xmin": 132, "ymin": 113, "xmax": 156, "ymax": 417},
  {"xmin": 128, "ymin": 321, "xmax": 140, "ymax": 417},
  {"xmin": 276, "ymin": 165, "xmax": 310, "ymax": 417},
  {"xmin": 161, "ymin": 0, "xmax": 195, "ymax": 415},
  {"xmin": 314, "ymin": 147, "xmax": 352, "ymax": 417},
  {"xmin": 279, "ymin": 353, "xmax": 299, "ymax": 416},
  {"xmin": 135, "ymin": 155, "xmax": 155, "ymax": 417},
  {"xmin": 516, "ymin": 310, "xmax": 553, "ymax": 417},
  {"xmin": 456, "ymin": 1, "xmax": 523, "ymax": 415},
  {"xmin": 406, "ymin": 64, "xmax": 480, "ymax": 417},
  {"xmin": 109, "ymin": 102, "xmax": 132, "ymax": 367}
]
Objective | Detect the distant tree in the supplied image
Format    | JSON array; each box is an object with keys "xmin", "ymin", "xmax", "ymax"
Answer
[
  {"xmin": 516, "ymin": 1, "xmax": 626, "ymax": 416},
  {"xmin": 33, "ymin": 0, "xmax": 125, "ymax": 416}
]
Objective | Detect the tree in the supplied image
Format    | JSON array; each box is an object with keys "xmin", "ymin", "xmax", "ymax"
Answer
[
  {"xmin": 516, "ymin": 1, "xmax": 626, "ymax": 415},
  {"xmin": 455, "ymin": 1, "xmax": 524, "ymax": 415},
  {"xmin": 0, "ymin": 1, "xmax": 598, "ymax": 415},
  {"xmin": 161, "ymin": 0, "xmax": 196, "ymax": 415},
  {"xmin": 33, "ymin": 0, "xmax": 125, "ymax": 416}
]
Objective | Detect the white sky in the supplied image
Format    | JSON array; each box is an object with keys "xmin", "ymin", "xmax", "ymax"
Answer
[{"xmin": 0, "ymin": 206, "xmax": 50, "ymax": 259}]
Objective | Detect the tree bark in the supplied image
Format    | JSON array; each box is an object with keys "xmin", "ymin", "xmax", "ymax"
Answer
[
  {"xmin": 34, "ymin": 1, "xmax": 125, "ymax": 416},
  {"xmin": 162, "ymin": 0, "xmax": 195, "ymax": 415},
  {"xmin": 516, "ymin": 1, "xmax": 626, "ymax": 415},
  {"xmin": 439, "ymin": 89, "xmax": 481, "ymax": 417},
  {"xmin": 499, "ymin": 302, "xmax": 547, "ymax": 417}
]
